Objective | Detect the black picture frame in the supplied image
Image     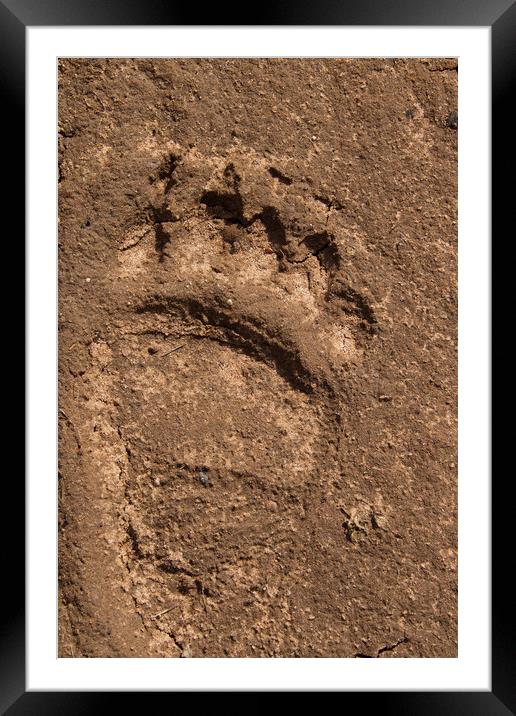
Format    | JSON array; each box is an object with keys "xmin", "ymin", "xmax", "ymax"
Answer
[{"xmin": 8, "ymin": 0, "xmax": 509, "ymax": 711}]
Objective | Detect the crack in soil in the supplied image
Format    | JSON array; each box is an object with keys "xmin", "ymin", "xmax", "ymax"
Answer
[{"xmin": 354, "ymin": 636, "xmax": 409, "ymax": 658}]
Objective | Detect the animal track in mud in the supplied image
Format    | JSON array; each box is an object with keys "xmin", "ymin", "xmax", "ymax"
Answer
[
  {"xmin": 109, "ymin": 146, "xmax": 384, "ymax": 654},
  {"xmin": 59, "ymin": 58, "xmax": 458, "ymax": 660}
]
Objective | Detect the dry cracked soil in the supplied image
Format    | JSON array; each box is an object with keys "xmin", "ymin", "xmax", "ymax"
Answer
[{"xmin": 58, "ymin": 58, "xmax": 457, "ymax": 658}]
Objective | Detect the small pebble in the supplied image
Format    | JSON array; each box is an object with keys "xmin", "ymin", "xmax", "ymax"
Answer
[
  {"xmin": 446, "ymin": 111, "xmax": 458, "ymax": 130},
  {"xmin": 226, "ymin": 298, "xmax": 233, "ymax": 307},
  {"xmin": 85, "ymin": 277, "xmax": 91, "ymax": 282},
  {"xmin": 199, "ymin": 472, "xmax": 209, "ymax": 486}
]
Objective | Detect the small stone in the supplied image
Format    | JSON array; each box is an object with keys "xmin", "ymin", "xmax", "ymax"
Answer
[
  {"xmin": 226, "ymin": 298, "xmax": 233, "ymax": 307},
  {"xmin": 199, "ymin": 471, "xmax": 209, "ymax": 486},
  {"xmin": 154, "ymin": 477, "xmax": 161, "ymax": 486},
  {"xmin": 446, "ymin": 111, "xmax": 458, "ymax": 130},
  {"xmin": 85, "ymin": 277, "xmax": 91, "ymax": 282}
]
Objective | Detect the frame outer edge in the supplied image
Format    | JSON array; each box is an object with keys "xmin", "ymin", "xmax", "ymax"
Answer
[
  {"xmin": 0, "ymin": 2, "xmax": 26, "ymax": 716},
  {"xmin": 492, "ymin": 2, "xmax": 516, "ymax": 713},
  {"xmin": 12, "ymin": 0, "xmax": 511, "ymax": 709}
]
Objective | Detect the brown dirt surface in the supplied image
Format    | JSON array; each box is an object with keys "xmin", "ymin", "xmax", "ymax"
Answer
[{"xmin": 58, "ymin": 58, "xmax": 457, "ymax": 658}]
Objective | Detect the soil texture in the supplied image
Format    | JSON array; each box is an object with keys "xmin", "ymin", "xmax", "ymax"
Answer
[{"xmin": 58, "ymin": 58, "xmax": 457, "ymax": 658}]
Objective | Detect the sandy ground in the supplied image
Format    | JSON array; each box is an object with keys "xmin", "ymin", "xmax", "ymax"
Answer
[{"xmin": 58, "ymin": 58, "xmax": 457, "ymax": 658}]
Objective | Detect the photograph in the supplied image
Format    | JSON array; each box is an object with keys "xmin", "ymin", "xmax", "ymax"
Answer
[
  {"xmin": 9, "ymin": 2, "xmax": 505, "ymax": 704},
  {"xmin": 58, "ymin": 57, "xmax": 458, "ymax": 659}
]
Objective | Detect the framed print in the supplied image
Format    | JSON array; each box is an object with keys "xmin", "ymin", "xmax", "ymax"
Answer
[{"xmin": 7, "ymin": 0, "xmax": 510, "ymax": 710}]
